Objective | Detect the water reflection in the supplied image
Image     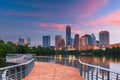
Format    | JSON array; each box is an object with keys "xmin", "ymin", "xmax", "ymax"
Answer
[{"xmin": 55, "ymin": 55, "xmax": 120, "ymax": 73}]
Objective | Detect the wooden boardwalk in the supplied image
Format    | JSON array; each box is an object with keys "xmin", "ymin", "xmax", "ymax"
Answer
[{"xmin": 22, "ymin": 62, "xmax": 85, "ymax": 80}]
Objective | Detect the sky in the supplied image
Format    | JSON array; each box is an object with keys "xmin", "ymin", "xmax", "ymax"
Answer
[{"xmin": 0, "ymin": 0, "xmax": 120, "ymax": 46}]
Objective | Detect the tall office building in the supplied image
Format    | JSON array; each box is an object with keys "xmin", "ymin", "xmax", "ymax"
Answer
[
  {"xmin": 91, "ymin": 33, "xmax": 96, "ymax": 45},
  {"xmin": 66, "ymin": 25, "xmax": 71, "ymax": 46},
  {"xmin": 71, "ymin": 38, "xmax": 74, "ymax": 46},
  {"xmin": 55, "ymin": 35, "xmax": 65, "ymax": 50},
  {"xmin": 80, "ymin": 36, "xmax": 88, "ymax": 50},
  {"xmin": 99, "ymin": 31, "xmax": 109, "ymax": 48},
  {"xmin": 43, "ymin": 35, "xmax": 50, "ymax": 48},
  {"xmin": 84, "ymin": 34, "xmax": 92, "ymax": 45},
  {"xmin": 26, "ymin": 38, "xmax": 31, "ymax": 46},
  {"xmin": 18, "ymin": 38, "xmax": 24, "ymax": 45},
  {"xmin": 74, "ymin": 34, "xmax": 80, "ymax": 50}
]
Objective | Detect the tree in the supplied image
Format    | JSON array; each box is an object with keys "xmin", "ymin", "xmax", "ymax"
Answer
[{"xmin": 6, "ymin": 41, "xmax": 17, "ymax": 53}]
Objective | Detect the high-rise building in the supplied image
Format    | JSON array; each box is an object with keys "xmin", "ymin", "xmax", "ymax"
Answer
[
  {"xmin": 55, "ymin": 35, "xmax": 65, "ymax": 50},
  {"xmin": 74, "ymin": 34, "xmax": 80, "ymax": 50},
  {"xmin": 84, "ymin": 34, "xmax": 92, "ymax": 45},
  {"xmin": 18, "ymin": 38, "xmax": 24, "ymax": 45},
  {"xmin": 99, "ymin": 31, "xmax": 109, "ymax": 48},
  {"xmin": 26, "ymin": 38, "xmax": 31, "ymax": 46},
  {"xmin": 91, "ymin": 33, "xmax": 96, "ymax": 45},
  {"xmin": 66, "ymin": 25, "xmax": 71, "ymax": 46},
  {"xmin": 71, "ymin": 38, "xmax": 74, "ymax": 46},
  {"xmin": 80, "ymin": 36, "xmax": 88, "ymax": 50},
  {"xmin": 43, "ymin": 35, "xmax": 50, "ymax": 48}
]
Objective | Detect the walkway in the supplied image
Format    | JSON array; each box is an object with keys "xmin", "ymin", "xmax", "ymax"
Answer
[{"xmin": 22, "ymin": 62, "xmax": 85, "ymax": 80}]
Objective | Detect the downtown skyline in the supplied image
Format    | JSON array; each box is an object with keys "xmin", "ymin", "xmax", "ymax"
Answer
[{"xmin": 0, "ymin": 0, "xmax": 120, "ymax": 46}]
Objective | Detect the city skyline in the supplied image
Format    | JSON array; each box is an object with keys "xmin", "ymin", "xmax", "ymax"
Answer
[{"xmin": 0, "ymin": 0, "xmax": 120, "ymax": 46}]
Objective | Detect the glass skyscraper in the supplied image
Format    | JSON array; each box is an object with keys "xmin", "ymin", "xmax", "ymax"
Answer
[
  {"xmin": 99, "ymin": 31, "xmax": 109, "ymax": 48},
  {"xmin": 43, "ymin": 35, "xmax": 50, "ymax": 48},
  {"xmin": 66, "ymin": 25, "xmax": 71, "ymax": 46}
]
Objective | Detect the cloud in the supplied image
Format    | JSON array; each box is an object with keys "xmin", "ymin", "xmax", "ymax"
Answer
[
  {"xmin": 111, "ymin": 21, "xmax": 120, "ymax": 26},
  {"xmin": 38, "ymin": 22, "xmax": 66, "ymax": 31},
  {"xmin": 88, "ymin": 10, "xmax": 120, "ymax": 25},
  {"xmin": 80, "ymin": 0, "xmax": 109, "ymax": 18},
  {"xmin": 37, "ymin": 22, "xmax": 84, "ymax": 34}
]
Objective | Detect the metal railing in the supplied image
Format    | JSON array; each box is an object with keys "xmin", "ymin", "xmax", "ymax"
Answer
[
  {"xmin": 35, "ymin": 56, "xmax": 120, "ymax": 80},
  {"xmin": 0, "ymin": 58, "xmax": 34, "ymax": 80}
]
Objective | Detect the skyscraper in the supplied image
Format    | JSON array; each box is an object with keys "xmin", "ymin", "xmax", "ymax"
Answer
[
  {"xmin": 43, "ymin": 35, "xmax": 50, "ymax": 48},
  {"xmin": 84, "ymin": 34, "xmax": 92, "ymax": 45},
  {"xmin": 55, "ymin": 35, "xmax": 65, "ymax": 50},
  {"xmin": 74, "ymin": 34, "xmax": 80, "ymax": 50},
  {"xmin": 66, "ymin": 25, "xmax": 71, "ymax": 46},
  {"xmin": 18, "ymin": 38, "xmax": 24, "ymax": 45},
  {"xmin": 80, "ymin": 36, "xmax": 88, "ymax": 50},
  {"xmin": 99, "ymin": 31, "xmax": 109, "ymax": 48},
  {"xmin": 26, "ymin": 38, "xmax": 31, "ymax": 46},
  {"xmin": 91, "ymin": 33, "xmax": 96, "ymax": 45}
]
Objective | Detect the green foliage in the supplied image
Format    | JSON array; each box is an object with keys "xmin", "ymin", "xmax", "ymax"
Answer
[
  {"xmin": 0, "ymin": 40, "xmax": 6, "ymax": 57},
  {"xmin": 0, "ymin": 39, "xmax": 56, "ymax": 57}
]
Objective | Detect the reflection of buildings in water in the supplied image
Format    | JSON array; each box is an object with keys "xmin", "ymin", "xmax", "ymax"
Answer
[
  {"xmin": 109, "ymin": 58, "xmax": 120, "ymax": 63},
  {"xmin": 79, "ymin": 56, "xmax": 110, "ymax": 75}
]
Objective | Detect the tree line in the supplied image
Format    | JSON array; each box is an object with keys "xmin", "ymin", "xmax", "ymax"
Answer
[
  {"xmin": 56, "ymin": 48, "xmax": 120, "ymax": 57},
  {"xmin": 0, "ymin": 39, "xmax": 56, "ymax": 57},
  {"xmin": 0, "ymin": 39, "xmax": 120, "ymax": 57}
]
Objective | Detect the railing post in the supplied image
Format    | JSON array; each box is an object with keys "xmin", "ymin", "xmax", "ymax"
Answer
[
  {"xmin": 15, "ymin": 67, "xmax": 17, "ymax": 79},
  {"xmin": 79, "ymin": 62, "xmax": 83, "ymax": 76},
  {"xmin": 8, "ymin": 69, "xmax": 11, "ymax": 79},
  {"xmin": 96, "ymin": 68, "xmax": 98, "ymax": 80},
  {"xmin": 84, "ymin": 65, "xmax": 86, "ymax": 78},
  {"xmin": 91, "ymin": 67, "xmax": 93, "ymax": 80},
  {"xmin": 102, "ymin": 70, "xmax": 104, "ymax": 80},
  {"xmin": 107, "ymin": 71, "xmax": 110, "ymax": 80},
  {"xmin": 87, "ymin": 66, "xmax": 89, "ymax": 80},
  {"xmin": 116, "ymin": 73, "xmax": 118, "ymax": 80},
  {"xmin": 20, "ymin": 65, "xmax": 23, "ymax": 79}
]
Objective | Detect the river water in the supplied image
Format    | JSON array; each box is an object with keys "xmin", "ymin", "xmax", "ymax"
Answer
[
  {"xmin": 1, "ymin": 55, "xmax": 120, "ymax": 74},
  {"xmin": 55, "ymin": 55, "xmax": 120, "ymax": 74}
]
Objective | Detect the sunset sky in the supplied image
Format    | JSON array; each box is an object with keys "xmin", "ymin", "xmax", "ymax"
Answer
[{"xmin": 0, "ymin": 0, "xmax": 120, "ymax": 46}]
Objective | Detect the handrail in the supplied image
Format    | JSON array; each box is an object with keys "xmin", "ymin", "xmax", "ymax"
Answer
[
  {"xmin": 78, "ymin": 60, "xmax": 120, "ymax": 74},
  {"xmin": 0, "ymin": 58, "xmax": 35, "ymax": 80},
  {"xmin": 0, "ymin": 58, "xmax": 34, "ymax": 70}
]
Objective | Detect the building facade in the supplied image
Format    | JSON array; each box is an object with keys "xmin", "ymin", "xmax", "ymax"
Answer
[
  {"xmin": 84, "ymin": 34, "xmax": 93, "ymax": 45},
  {"xmin": 74, "ymin": 34, "xmax": 80, "ymax": 50},
  {"xmin": 66, "ymin": 25, "xmax": 71, "ymax": 46},
  {"xmin": 55, "ymin": 35, "xmax": 65, "ymax": 50},
  {"xmin": 26, "ymin": 38, "xmax": 31, "ymax": 46},
  {"xmin": 43, "ymin": 35, "xmax": 50, "ymax": 48},
  {"xmin": 99, "ymin": 31, "xmax": 109, "ymax": 48},
  {"xmin": 18, "ymin": 38, "xmax": 25, "ymax": 45}
]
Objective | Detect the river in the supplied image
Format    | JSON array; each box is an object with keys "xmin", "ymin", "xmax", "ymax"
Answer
[
  {"xmin": 1, "ymin": 55, "xmax": 120, "ymax": 74},
  {"xmin": 55, "ymin": 55, "xmax": 120, "ymax": 74}
]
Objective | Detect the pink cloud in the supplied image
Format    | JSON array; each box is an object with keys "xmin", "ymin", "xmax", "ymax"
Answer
[
  {"xmin": 38, "ymin": 22, "xmax": 84, "ymax": 34},
  {"xmin": 81, "ymin": 0, "xmax": 109, "ymax": 18},
  {"xmin": 38, "ymin": 22, "xmax": 66, "ymax": 31},
  {"xmin": 88, "ymin": 10, "xmax": 120, "ymax": 25},
  {"xmin": 111, "ymin": 21, "xmax": 120, "ymax": 26}
]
